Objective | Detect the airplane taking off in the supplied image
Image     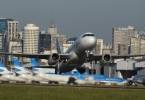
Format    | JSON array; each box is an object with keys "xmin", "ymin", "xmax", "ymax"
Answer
[{"xmin": 1, "ymin": 32, "xmax": 145, "ymax": 73}]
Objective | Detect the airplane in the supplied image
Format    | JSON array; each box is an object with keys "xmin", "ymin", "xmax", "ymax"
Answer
[
  {"xmin": 10, "ymin": 57, "xmax": 70, "ymax": 84},
  {"xmin": 0, "ymin": 60, "xmax": 24, "ymax": 83},
  {"xmin": 11, "ymin": 57, "xmax": 57, "ymax": 84},
  {"xmin": 1, "ymin": 32, "xmax": 145, "ymax": 74},
  {"xmin": 11, "ymin": 57, "xmax": 34, "ymax": 83},
  {"xmin": 62, "ymin": 70, "xmax": 127, "ymax": 85},
  {"xmin": 93, "ymin": 76, "xmax": 127, "ymax": 85},
  {"xmin": 12, "ymin": 57, "xmax": 31, "ymax": 75},
  {"xmin": 30, "ymin": 58, "xmax": 71, "ymax": 84}
]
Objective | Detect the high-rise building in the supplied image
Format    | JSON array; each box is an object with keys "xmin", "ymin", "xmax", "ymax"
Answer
[
  {"xmin": 102, "ymin": 43, "xmax": 112, "ymax": 54},
  {"xmin": 130, "ymin": 36, "xmax": 140, "ymax": 55},
  {"xmin": 7, "ymin": 21, "xmax": 19, "ymax": 41},
  {"xmin": 0, "ymin": 18, "xmax": 13, "ymax": 52},
  {"xmin": 48, "ymin": 24, "xmax": 57, "ymax": 35},
  {"xmin": 0, "ymin": 18, "xmax": 13, "ymax": 33},
  {"xmin": 23, "ymin": 24, "xmax": 39, "ymax": 54},
  {"xmin": 112, "ymin": 26, "xmax": 139, "ymax": 55},
  {"xmin": 9, "ymin": 41, "xmax": 22, "ymax": 53},
  {"xmin": 0, "ymin": 33, "xmax": 3, "ymax": 52},
  {"xmin": 139, "ymin": 34, "xmax": 145, "ymax": 54},
  {"xmin": 39, "ymin": 32, "xmax": 51, "ymax": 52},
  {"xmin": 48, "ymin": 25, "xmax": 58, "ymax": 53},
  {"xmin": 96, "ymin": 39, "xmax": 104, "ymax": 55}
]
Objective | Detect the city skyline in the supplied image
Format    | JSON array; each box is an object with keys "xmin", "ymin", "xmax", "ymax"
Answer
[{"xmin": 0, "ymin": 0, "xmax": 145, "ymax": 41}]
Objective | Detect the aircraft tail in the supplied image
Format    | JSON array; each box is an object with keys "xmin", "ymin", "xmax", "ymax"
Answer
[
  {"xmin": 31, "ymin": 58, "xmax": 39, "ymax": 69},
  {"xmin": 11, "ymin": 57, "xmax": 23, "ymax": 73},
  {"xmin": 0, "ymin": 60, "xmax": 9, "ymax": 73},
  {"xmin": 12, "ymin": 57, "xmax": 22, "ymax": 68},
  {"xmin": 0, "ymin": 60, "xmax": 5, "ymax": 68}
]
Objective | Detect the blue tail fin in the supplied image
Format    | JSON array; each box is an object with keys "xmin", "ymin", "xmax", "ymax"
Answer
[
  {"xmin": 12, "ymin": 57, "xmax": 22, "ymax": 68},
  {"xmin": 0, "ymin": 60, "xmax": 6, "ymax": 72},
  {"xmin": 0, "ymin": 60, "xmax": 5, "ymax": 68},
  {"xmin": 31, "ymin": 58, "xmax": 39, "ymax": 69}
]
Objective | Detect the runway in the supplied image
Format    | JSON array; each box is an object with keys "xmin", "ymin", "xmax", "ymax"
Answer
[{"xmin": 0, "ymin": 82, "xmax": 145, "ymax": 90}]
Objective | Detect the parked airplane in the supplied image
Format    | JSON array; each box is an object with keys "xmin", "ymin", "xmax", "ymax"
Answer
[
  {"xmin": 93, "ymin": 76, "xmax": 127, "ymax": 85},
  {"xmin": 1, "ymin": 32, "xmax": 145, "ymax": 73},
  {"xmin": 0, "ymin": 60, "xmax": 24, "ymax": 82},
  {"xmin": 10, "ymin": 57, "xmax": 70, "ymax": 84},
  {"xmin": 128, "ymin": 75, "xmax": 145, "ymax": 86},
  {"xmin": 12, "ymin": 57, "xmax": 31, "ymax": 75},
  {"xmin": 30, "ymin": 58, "xmax": 71, "ymax": 84},
  {"xmin": 62, "ymin": 70, "xmax": 127, "ymax": 85},
  {"xmin": 11, "ymin": 57, "xmax": 34, "ymax": 83}
]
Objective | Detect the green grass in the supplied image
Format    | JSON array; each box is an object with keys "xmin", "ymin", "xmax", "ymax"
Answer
[{"xmin": 0, "ymin": 84, "xmax": 145, "ymax": 100}]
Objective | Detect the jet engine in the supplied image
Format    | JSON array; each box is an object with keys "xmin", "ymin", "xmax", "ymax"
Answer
[
  {"xmin": 48, "ymin": 53, "xmax": 60, "ymax": 65},
  {"xmin": 102, "ymin": 54, "xmax": 111, "ymax": 62}
]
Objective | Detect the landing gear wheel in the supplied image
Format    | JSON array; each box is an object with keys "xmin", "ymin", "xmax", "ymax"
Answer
[
  {"xmin": 128, "ymin": 80, "xmax": 133, "ymax": 86},
  {"xmin": 68, "ymin": 77, "xmax": 77, "ymax": 85}
]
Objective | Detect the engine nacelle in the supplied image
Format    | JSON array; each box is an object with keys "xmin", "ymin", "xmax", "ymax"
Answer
[
  {"xmin": 102, "ymin": 54, "xmax": 111, "ymax": 62},
  {"xmin": 48, "ymin": 53, "xmax": 59, "ymax": 65}
]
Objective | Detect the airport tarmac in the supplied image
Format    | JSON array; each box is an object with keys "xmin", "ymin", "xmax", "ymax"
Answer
[{"xmin": 0, "ymin": 83, "xmax": 145, "ymax": 90}]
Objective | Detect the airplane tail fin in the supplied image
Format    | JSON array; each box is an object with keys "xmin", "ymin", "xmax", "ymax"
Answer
[
  {"xmin": 12, "ymin": 57, "xmax": 22, "ymax": 68},
  {"xmin": 11, "ymin": 57, "xmax": 23, "ymax": 73},
  {"xmin": 0, "ymin": 60, "xmax": 5, "ymax": 68},
  {"xmin": 31, "ymin": 58, "xmax": 39, "ymax": 74},
  {"xmin": 0, "ymin": 60, "xmax": 8, "ymax": 73},
  {"xmin": 31, "ymin": 58, "xmax": 39, "ymax": 69}
]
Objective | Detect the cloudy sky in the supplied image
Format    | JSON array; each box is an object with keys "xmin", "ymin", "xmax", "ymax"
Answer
[{"xmin": 0, "ymin": 0, "xmax": 145, "ymax": 42}]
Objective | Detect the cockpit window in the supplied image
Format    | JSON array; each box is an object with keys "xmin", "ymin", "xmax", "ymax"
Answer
[{"xmin": 82, "ymin": 34, "xmax": 95, "ymax": 37}]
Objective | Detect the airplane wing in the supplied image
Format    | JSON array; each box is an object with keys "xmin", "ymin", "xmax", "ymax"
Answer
[
  {"xmin": 89, "ymin": 54, "xmax": 145, "ymax": 62},
  {"xmin": 0, "ymin": 53, "xmax": 70, "ymax": 60},
  {"xmin": 1, "ymin": 52, "xmax": 144, "ymax": 62}
]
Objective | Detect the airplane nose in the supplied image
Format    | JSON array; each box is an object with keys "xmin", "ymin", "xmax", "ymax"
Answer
[{"xmin": 81, "ymin": 36, "xmax": 96, "ymax": 50}]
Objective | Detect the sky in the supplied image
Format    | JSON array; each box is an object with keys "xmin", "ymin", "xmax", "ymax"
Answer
[{"xmin": 0, "ymin": 0, "xmax": 145, "ymax": 42}]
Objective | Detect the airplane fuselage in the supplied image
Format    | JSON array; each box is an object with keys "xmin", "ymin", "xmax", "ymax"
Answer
[{"xmin": 59, "ymin": 33, "xmax": 96, "ymax": 73}]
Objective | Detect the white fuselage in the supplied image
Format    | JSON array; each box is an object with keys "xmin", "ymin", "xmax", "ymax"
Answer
[
  {"xmin": 59, "ymin": 32, "xmax": 96, "ymax": 73},
  {"xmin": 0, "ymin": 67, "xmax": 25, "ymax": 82},
  {"xmin": 37, "ymin": 73, "xmax": 70, "ymax": 84}
]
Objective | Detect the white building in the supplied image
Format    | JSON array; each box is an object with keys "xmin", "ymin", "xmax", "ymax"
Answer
[
  {"xmin": 112, "ymin": 26, "xmax": 139, "ymax": 55},
  {"xmin": 48, "ymin": 24, "xmax": 57, "ymax": 35},
  {"xmin": 23, "ymin": 24, "xmax": 39, "ymax": 54},
  {"xmin": 7, "ymin": 21, "xmax": 19, "ymax": 41},
  {"xmin": 96, "ymin": 39, "xmax": 104, "ymax": 55},
  {"xmin": 63, "ymin": 43, "xmax": 72, "ymax": 53},
  {"xmin": 9, "ymin": 41, "xmax": 22, "ymax": 53},
  {"xmin": 48, "ymin": 25, "xmax": 58, "ymax": 53}
]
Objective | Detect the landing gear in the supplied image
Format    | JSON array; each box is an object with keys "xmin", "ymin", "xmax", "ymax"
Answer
[
  {"xmin": 31, "ymin": 80, "xmax": 40, "ymax": 84},
  {"xmin": 55, "ymin": 61, "xmax": 60, "ymax": 74},
  {"xmin": 67, "ymin": 77, "xmax": 77, "ymax": 85},
  {"xmin": 49, "ymin": 81, "xmax": 59, "ymax": 84},
  {"xmin": 128, "ymin": 80, "xmax": 133, "ymax": 86}
]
